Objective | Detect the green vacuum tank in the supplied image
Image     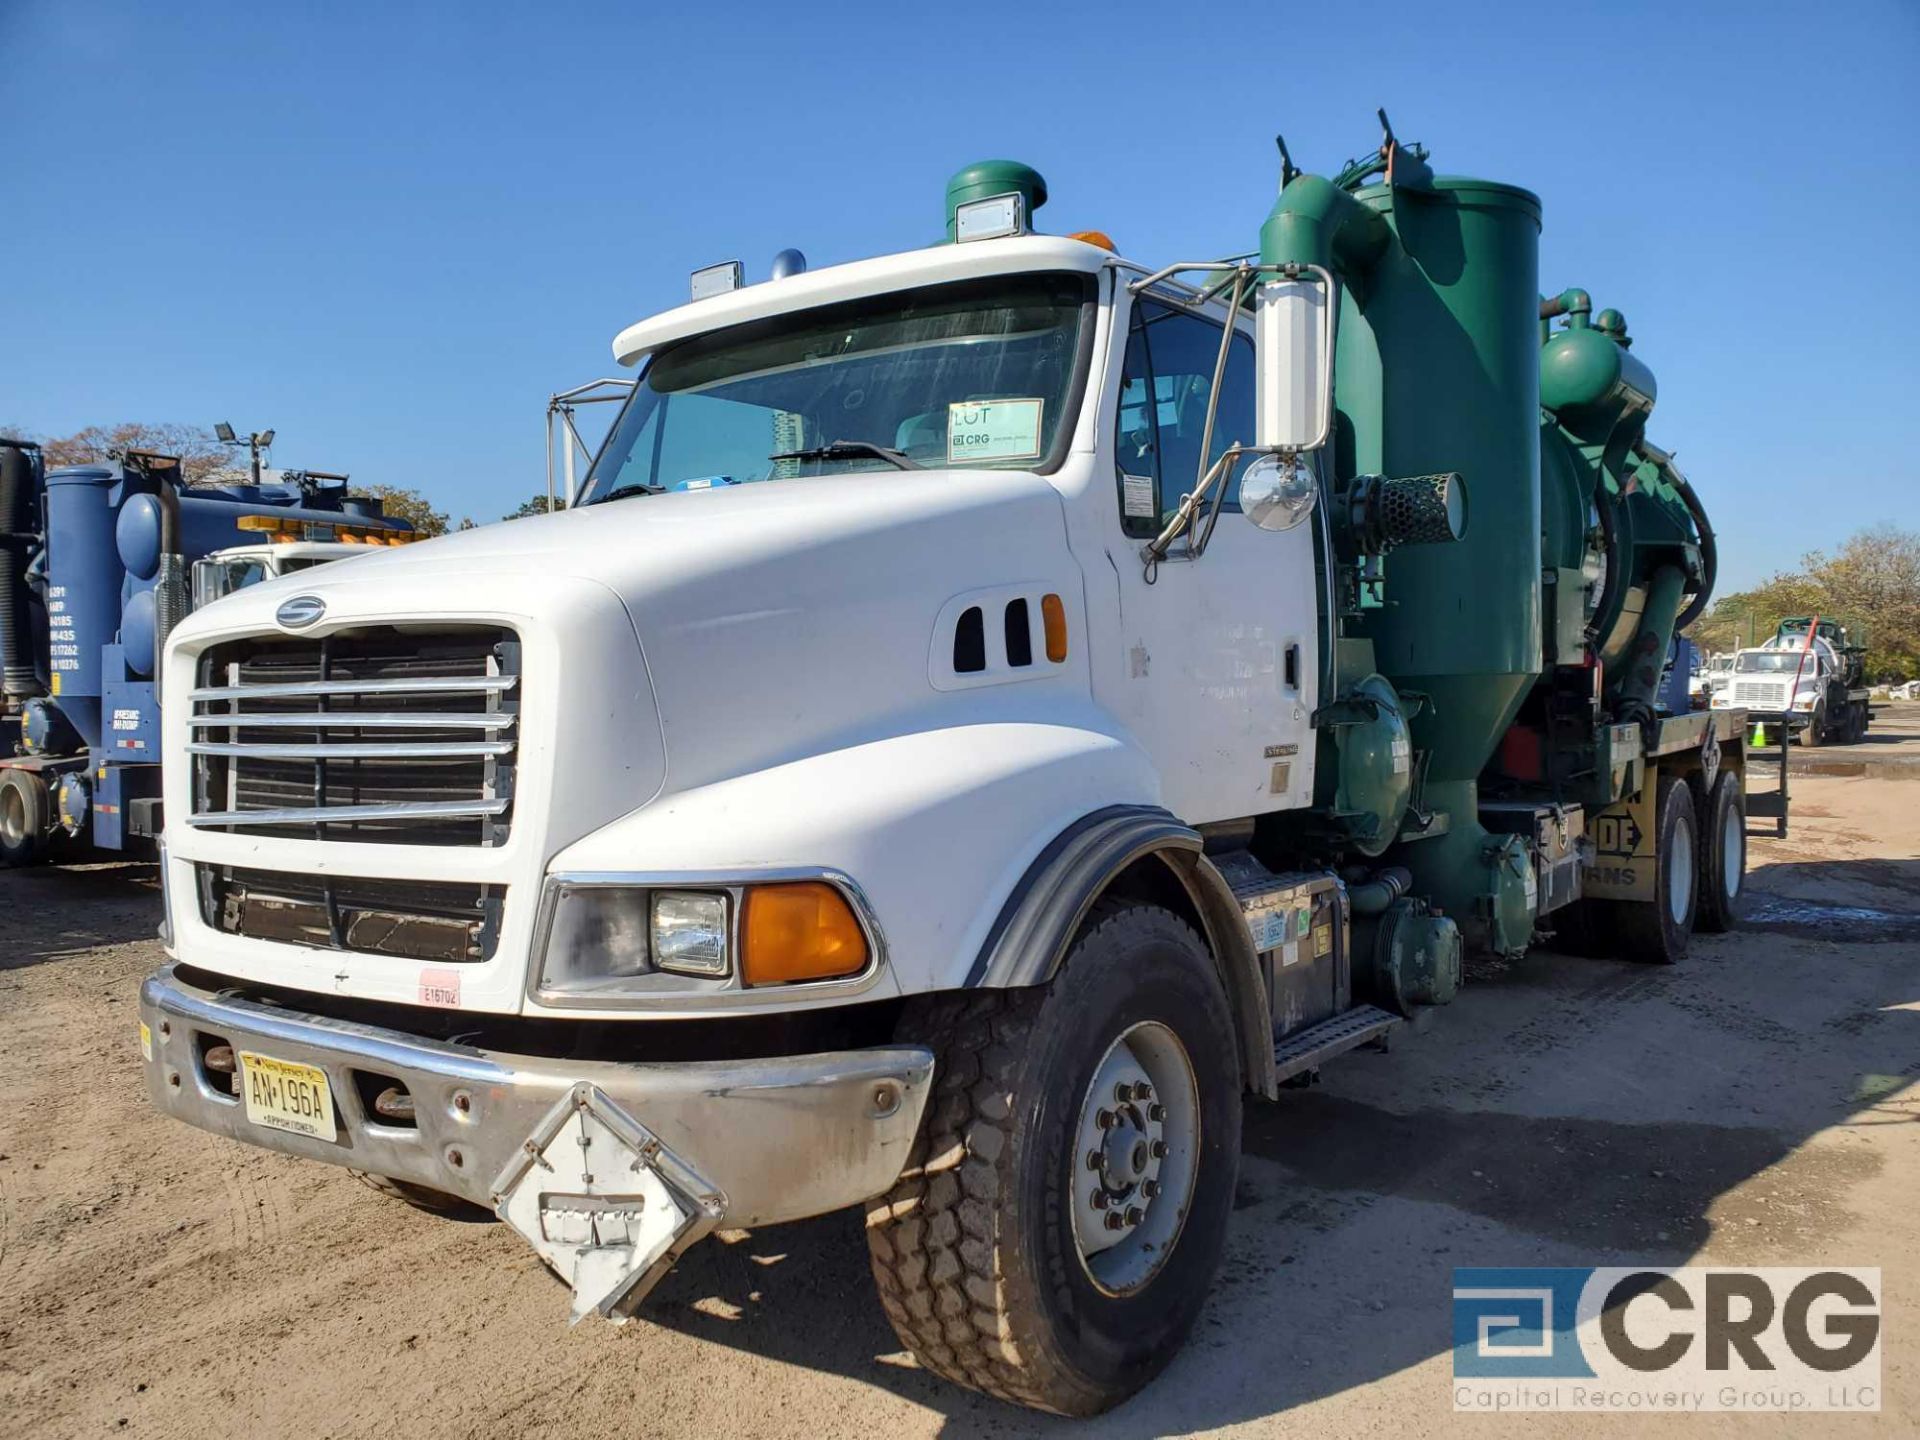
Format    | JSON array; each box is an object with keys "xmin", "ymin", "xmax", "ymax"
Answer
[
  {"xmin": 1339, "ymin": 176, "xmax": 1545, "ymax": 779},
  {"xmin": 1261, "ymin": 122, "xmax": 1713, "ymax": 957}
]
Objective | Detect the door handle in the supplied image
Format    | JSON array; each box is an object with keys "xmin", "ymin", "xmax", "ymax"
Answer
[{"xmin": 1285, "ymin": 643, "xmax": 1300, "ymax": 691}]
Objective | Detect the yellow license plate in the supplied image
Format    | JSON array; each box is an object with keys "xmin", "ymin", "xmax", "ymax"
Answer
[{"xmin": 238, "ymin": 1051, "xmax": 337, "ymax": 1141}]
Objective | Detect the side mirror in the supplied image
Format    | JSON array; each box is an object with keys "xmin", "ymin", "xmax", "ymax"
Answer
[
  {"xmin": 1254, "ymin": 274, "xmax": 1335, "ymax": 452},
  {"xmin": 1239, "ymin": 454, "xmax": 1317, "ymax": 532}
]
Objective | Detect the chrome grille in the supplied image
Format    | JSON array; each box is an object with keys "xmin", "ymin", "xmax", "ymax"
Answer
[
  {"xmin": 1733, "ymin": 681, "xmax": 1788, "ymax": 708},
  {"xmin": 189, "ymin": 627, "xmax": 519, "ymax": 846}
]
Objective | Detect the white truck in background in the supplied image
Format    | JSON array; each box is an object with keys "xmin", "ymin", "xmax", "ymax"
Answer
[{"xmin": 1713, "ymin": 619, "xmax": 1871, "ymax": 746}]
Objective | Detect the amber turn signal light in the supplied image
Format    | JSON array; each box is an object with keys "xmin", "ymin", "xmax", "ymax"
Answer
[
  {"xmin": 1042, "ymin": 592, "xmax": 1068, "ymax": 663},
  {"xmin": 742, "ymin": 882, "xmax": 869, "ymax": 985}
]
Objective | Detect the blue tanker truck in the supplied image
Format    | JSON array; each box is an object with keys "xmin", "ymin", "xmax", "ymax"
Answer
[{"xmin": 0, "ymin": 438, "xmax": 413, "ymax": 865}]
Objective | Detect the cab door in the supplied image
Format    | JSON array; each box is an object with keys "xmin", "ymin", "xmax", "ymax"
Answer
[{"xmin": 1097, "ymin": 288, "xmax": 1318, "ymax": 825}]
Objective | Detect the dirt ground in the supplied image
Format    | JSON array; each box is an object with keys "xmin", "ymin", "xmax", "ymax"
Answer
[{"xmin": 3, "ymin": 740, "xmax": 1918, "ymax": 1437}]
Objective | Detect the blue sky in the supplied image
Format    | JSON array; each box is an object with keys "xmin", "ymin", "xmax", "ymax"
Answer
[{"xmin": 2, "ymin": 0, "xmax": 1914, "ymax": 587}]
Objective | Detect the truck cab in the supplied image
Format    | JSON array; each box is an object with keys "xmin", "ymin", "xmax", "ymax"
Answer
[
  {"xmin": 190, "ymin": 538, "xmax": 375, "ymax": 608},
  {"xmin": 138, "ymin": 137, "xmax": 1750, "ymax": 1416}
]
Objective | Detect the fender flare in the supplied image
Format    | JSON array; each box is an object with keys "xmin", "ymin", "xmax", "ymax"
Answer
[{"xmin": 966, "ymin": 805, "xmax": 1276, "ymax": 1098}]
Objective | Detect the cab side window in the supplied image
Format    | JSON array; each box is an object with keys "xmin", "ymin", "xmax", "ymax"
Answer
[{"xmin": 1113, "ymin": 298, "xmax": 1255, "ymax": 538}]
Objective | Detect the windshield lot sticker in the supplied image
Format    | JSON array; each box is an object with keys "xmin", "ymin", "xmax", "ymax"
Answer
[{"xmin": 948, "ymin": 399, "xmax": 1043, "ymax": 462}]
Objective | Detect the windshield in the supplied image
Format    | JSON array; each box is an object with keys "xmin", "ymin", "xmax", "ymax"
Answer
[
  {"xmin": 1737, "ymin": 652, "xmax": 1812, "ymax": 674},
  {"xmin": 581, "ymin": 272, "xmax": 1092, "ymax": 502}
]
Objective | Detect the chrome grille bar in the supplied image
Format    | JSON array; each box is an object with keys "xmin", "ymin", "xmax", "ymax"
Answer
[
  {"xmin": 188, "ymin": 740, "xmax": 516, "ymax": 760},
  {"xmin": 187, "ymin": 798, "xmax": 511, "ymax": 829},
  {"xmin": 188, "ymin": 711, "xmax": 515, "ymax": 730},
  {"xmin": 190, "ymin": 675, "xmax": 516, "ymax": 703},
  {"xmin": 191, "ymin": 626, "xmax": 519, "ymax": 845}
]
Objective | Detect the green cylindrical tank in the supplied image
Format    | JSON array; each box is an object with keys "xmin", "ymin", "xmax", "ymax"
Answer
[
  {"xmin": 1329, "ymin": 672, "xmax": 1413, "ymax": 857},
  {"xmin": 1540, "ymin": 323, "xmax": 1655, "ymax": 445},
  {"xmin": 1263, "ymin": 166, "xmax": 1544, "ymax": 955},
  {"xmin": 1336, "ymin": 177, "xmax": 1545, "ymax": 785}
]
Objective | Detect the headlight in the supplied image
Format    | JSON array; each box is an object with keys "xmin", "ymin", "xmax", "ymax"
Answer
[
  {"xmin": 650, "ymin": 891, "xmax": 729, "ymax": 976},
  {"xmin": 534, "ymin": 878, "xmax": 875, "ymax": 1003},
  {"xmin": 536, "ymin": 885, "xmax": 731, "ymax": 995}
]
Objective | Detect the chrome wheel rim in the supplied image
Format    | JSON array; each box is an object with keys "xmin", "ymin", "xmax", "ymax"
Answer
[
  {"xmin": 1068, "ymin": 1020, "xmax": 1200, "ymax": 1295},
  {"xmin": 1669, "ymin": 818, "xmax": 1695, "ymax": 924},
  {"xmin": 1722, "ymin": 802, "xmax": 1744, "ymax": 901}
]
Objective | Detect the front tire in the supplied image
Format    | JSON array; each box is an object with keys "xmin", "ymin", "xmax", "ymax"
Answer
[
  {"xmin": 1800, "ymin": 704, "xmax": 1825, "ymax": 747},
  {"xmin": 865, "ymin": 903, "xmax": 1242, "ymax": 1416}
]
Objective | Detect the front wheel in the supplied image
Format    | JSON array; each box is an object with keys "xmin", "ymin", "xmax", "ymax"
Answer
[
  {"xmin": 1800, "ymin": 704, "xmax": 1826, "ymax": 747},
  {"xmin": 865, "ymin": 903, "xmax": 1242, "ymax": 1416}
]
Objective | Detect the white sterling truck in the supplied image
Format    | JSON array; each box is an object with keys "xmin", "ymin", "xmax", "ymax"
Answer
[{"xmin": 142, "ymin": 125, "xmax": 1748, "ymax": 1415}]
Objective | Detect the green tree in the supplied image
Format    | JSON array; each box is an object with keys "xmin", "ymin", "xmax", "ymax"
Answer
[
  {"xmin": 360, "ymin": 483, "xmax": 450, "ymax": 538},
  {"xmin": 1691, "ymin": 524, "xmax": 1919, "ymax": 681},
  {"xmin": 502, "ymin": 493, "xmax": 566, "ymax": 521},
  {"xmin": 25, "ymin": 422, "xmax": 234, "ymax": 483}
]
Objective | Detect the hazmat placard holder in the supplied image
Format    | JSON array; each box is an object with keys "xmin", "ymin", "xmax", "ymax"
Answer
[{"xmin": 493, "ymin": 1083, "xmax": 725, "ymax": 1322}]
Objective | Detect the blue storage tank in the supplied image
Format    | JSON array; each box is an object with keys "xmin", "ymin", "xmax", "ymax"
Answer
[{"xmin": 44, "ymin": 466, "xmax": 124, "ymax": 749}]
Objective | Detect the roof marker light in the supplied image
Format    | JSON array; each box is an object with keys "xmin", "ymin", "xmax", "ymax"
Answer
[
  {"xmin": 690, "ymin": 260, "xmax": 744, "ymax": 301},
  {"xmin": 954, "ymin": 192, "xmax": 1025, "ymax": 243}
]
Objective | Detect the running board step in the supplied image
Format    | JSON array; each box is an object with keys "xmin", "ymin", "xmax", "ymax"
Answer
[{"xmin": 1272, "ymin": 1004, "xmax": 1400, "ymax": 1084}]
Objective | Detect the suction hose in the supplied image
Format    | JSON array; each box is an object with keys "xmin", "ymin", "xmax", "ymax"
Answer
[
  {"xmin": 1668, "ymin": 468, "xmax": 1717, "ymax": 632},
  {"xmin": 0, "ymin": 441, "xmax": 44, "ymax": 698},
  {"xmin": 1349, "ymin": 866, "xmax": 1413, "ymax": 916}
]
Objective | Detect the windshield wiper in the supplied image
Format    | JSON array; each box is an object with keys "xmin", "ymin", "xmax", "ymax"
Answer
[
  {"xmin": 594, "ymin": 481, "xmax": 668, "ymax": 504},
  {"xmin": 769, "ymin": 440, "xmax": 923, "ymax": 472}
]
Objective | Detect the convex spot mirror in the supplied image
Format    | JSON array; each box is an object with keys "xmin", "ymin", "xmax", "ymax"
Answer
[
  {"xmin": 1254, "ymin": 276, "xmax": 1334, "ymax": 452},
  {"xmin": 1240, "ymin": 454, "xmax": 1317, "ymax": 532}
]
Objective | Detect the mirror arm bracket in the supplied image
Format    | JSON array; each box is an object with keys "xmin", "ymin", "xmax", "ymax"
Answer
[{"xmin": 1140, "ymin": 443, "xmax": 1292, "ymax": 579}]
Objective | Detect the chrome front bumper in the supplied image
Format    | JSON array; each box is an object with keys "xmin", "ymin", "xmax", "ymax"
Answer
[{"xmin": 140, "ymin": 966, "xmax": 933, "ymax": 1229}]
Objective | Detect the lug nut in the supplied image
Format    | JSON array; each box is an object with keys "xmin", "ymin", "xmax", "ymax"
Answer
[
  {"xmin": 1150, "ymin": 1139, "xmax": 1168, "ymax": 1160},
  {"xmin": 1125, "ymin": 1206, "xmax": 1146, "ymax": 1225},
  {"xmin": 1091, "ymin": 1191, "xmax": 1110, "ymax": 1210},
  {"xmin": 1104, "ymin": 1212, "xmax": 1125, "ymax": 1231},
  {"xmin": 1142, "ymin": 1179, "xmax": 1161, "ymax": 1199},
  {"xmin": 1086, "ymin": 1149, "xmax": 1104, "ymax": 1171},
  {"xmin": 1147, "ymin": 1102, "xmax": 1167, "ymax": 1122},
  {"xmin": 1136, "ymin": 1082, "xmax": 1153, "ymax": 1101},
  {"xmin": 1095, "ymin": 1108, "xmax": 1117, "ymax": 1129}
]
